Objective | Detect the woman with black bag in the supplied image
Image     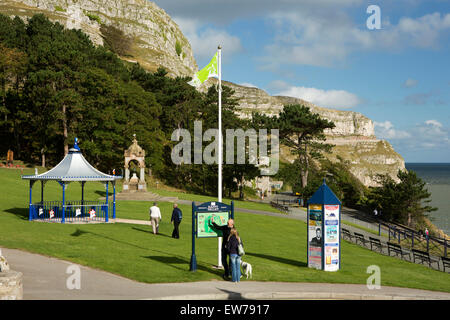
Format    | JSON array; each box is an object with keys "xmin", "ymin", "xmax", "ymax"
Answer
[{"xmin": 226, "ymin": 228, "xmax": 243, "ymax": 283}]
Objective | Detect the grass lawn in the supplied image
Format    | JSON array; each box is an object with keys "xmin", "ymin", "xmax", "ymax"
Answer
[
  {"xmin": 147, "ymin": 186, "xmax": 283, "ymax": 214},
  {"xmin": 1, "ymin": 168, "xmax": 449, "ymax": 292}
]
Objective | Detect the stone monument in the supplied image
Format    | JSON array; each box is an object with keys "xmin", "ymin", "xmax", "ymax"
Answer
[{"xmin": 122, "ymin": 134, "xmax": 147, "ymax": 192}]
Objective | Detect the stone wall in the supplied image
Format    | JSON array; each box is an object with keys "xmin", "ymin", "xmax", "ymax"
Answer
[
  {"xmin": 0, "ymin": 251, "xmax": 23, "ymax": 300},
  {"xmin": 0, "ymin": 271, "xmax": 23, "ymax": 300}
]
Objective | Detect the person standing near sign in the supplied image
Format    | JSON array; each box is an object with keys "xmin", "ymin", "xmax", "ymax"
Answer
[
  {"xmin": 149, "ymin": 202, "xmax": 162, "ymax": 235},
  {"xmin": 226, "ymin": 228, "xmax": 242, "ymax": 283},
  {"xmin": 171, "ymin": 203, "xmax": 182, "ymax": 239},
  {"xmin": 210, "ymin": 218, "xmax": 234, "ymax": 280}
]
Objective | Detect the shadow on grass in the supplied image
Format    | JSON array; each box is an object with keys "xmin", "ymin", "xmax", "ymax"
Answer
[
  {"xmin": 94, "ymin": 190, "xmax": 110, "ymax": 198},
  {"xmin": 70, "ymin": 228, "xmax": 149, "ymax": 250},
  {"xmin": 95, "ymin": 190, "xmax": 117, "ymax": 198},
  {"xmin": 246, "ymin": 252, "xmax": 307, "ymax": 268},
  {"xmin": 4, "ymin": 207, "xmax": 29, "ymax": 220},
  {"xmin": 132, "ymin": 226, "xmax": 171, "ymax": 238},
  {"xmin": 146, "ymin": 256, "xmax": 186, "ymax": 264}
]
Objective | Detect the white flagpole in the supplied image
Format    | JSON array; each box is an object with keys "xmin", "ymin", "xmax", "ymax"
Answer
[{"xmin": 217, "ymin": 45, "xmax": 223, "ymax": 268}]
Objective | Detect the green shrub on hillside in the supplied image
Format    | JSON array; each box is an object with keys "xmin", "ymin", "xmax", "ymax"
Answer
[{"xmin": 175, "ymin": 40, "xmax": 182, "ymax": 56}]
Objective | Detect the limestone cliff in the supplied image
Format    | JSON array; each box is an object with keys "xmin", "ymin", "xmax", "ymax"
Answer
[{"xmin": 0, "ymin": 0, "xmax": 198, "ymax": 77}]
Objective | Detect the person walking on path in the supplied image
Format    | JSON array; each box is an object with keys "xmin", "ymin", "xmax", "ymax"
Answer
[
  {"xmin": 226, "ymin": 228, "xmax": 242, "ymax": 283},
  {"xmin": 171, "ymin": 203, "xmax": 182, "ymax": 239},
  {"xmin": 210, "ymin": 218, "xmax": 234, "ymax": 280},
  {"xmin": 149, "ymin": 202, "xmax": 162, "ymax": 235}
]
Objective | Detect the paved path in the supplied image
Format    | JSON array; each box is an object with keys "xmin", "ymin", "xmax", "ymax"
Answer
[{"xmin": 3, "ymin": 248, "xmax": 450, "ymax": 300}]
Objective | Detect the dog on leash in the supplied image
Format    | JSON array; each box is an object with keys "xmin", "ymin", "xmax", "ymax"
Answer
[{"xmin": 240, "ymin": 260, "xmax": 252, "ymax": 279}]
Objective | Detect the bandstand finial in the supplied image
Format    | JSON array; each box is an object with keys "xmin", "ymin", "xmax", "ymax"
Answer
[{"xmin": 74, "ymin": 137, "xmax": 80, "ymax": 151}]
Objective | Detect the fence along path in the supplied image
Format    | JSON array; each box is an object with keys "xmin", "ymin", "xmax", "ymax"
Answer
[{"xmin": 272, "ymin": 198, "xmax": 449, "ymax": 272}]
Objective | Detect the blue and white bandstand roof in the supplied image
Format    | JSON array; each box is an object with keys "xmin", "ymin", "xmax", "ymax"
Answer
[{"xmin": 22, "ymin": 141, "xmax": 120, "ymax": 182}]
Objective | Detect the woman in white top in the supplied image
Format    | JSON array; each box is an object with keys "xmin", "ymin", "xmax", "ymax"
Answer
[{"xmin": 149, "ymin": 202, "xmax": 162, "ymax": 234}]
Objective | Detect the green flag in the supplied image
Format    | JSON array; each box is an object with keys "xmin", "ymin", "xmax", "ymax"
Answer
[{"xmin": 188, "ymin": 52, "xmax": 218, "ymax": 87}]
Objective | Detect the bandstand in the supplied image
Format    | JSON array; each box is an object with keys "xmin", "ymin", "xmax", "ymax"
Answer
[{"xmin": 21, "ymin": 139, "xmax": 122, "ymax": 223}]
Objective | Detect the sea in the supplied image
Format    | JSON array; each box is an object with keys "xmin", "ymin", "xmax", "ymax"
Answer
[{"xmin": 405, "ymin": 163, "xmax": 450, "ymax": 236}]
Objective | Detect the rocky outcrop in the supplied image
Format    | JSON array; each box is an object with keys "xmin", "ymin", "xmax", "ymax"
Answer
[
  {"xmin": 215, "ymin": 80, "xmax": 376, "ymax": 137},
  {"xmin": 0, "ymin": 0, "xmax": 198, "ymax": 77}
]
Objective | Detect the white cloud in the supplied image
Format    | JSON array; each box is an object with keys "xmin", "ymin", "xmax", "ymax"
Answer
[
  {"xmin": 276, "ymin": 85, "xmax": 361, "ymax": 109},
  {"xmin": 374, "ymin": 121, "xmax": 411, "ymax": 140},
  {"xmin": 403, "ymin": 78, "xmax": 418, "ymax": 88},
  {"xmin": 396, "ymin": 12, "xmax": 450, "ymax": 48},
  {"xmin": 424, "ymin": 119, "xmax": 443, "ymax": 128},
  {"xmin": 414, "ymin": 120, "xmax": 449, "ymax": 148},
  {"xmin": 267, "ymin": 80, "xmax": 291, "ymax": 91},
  {"xmin": 261, "ymin": 11, "xmax": 450, "ymax": 68},
  {"xmin": 155, "ymin": 1, "xmax": 363, "ymax": 25},
  {"xmin": 173, "ymin": 17, "xmax": 242, "ymax": 62},
  {"xmin": 375, "ymin": 120, "xmax": 449, "ymax": 152},
  {"xmin": 239, "ymin": 82, "xmax": 259, "ymax": 88}
]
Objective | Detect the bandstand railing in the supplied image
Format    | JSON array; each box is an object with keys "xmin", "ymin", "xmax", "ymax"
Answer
[{"xmin": 30, "ymin": 200, "xmax": 113, "ymax": 223}]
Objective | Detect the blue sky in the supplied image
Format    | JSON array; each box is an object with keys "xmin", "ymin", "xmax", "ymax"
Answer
[{"xmin": 153, "ymin": 0, "xmax": 450, "ymax": 162}]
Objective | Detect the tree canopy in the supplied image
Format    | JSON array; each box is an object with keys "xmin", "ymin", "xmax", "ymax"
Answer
[{"xmin": 365, "ymin": 170, "xmax": 437, "ymax": 228}]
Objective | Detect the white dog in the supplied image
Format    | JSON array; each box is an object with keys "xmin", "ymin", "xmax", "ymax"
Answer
[{"xmin": 240, "ymin": 260, "xmax": 252, "ymax": 279}]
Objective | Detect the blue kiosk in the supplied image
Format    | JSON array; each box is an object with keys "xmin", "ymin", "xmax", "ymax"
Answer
[{"xmin": 307, "ymin": 179, "xmax": 342, "ymax": 271}]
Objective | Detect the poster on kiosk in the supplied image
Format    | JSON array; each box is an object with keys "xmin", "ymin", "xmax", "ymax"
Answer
[{"xmin": 307, "ymin": 180, "xmax": 341, "ymax": 272}]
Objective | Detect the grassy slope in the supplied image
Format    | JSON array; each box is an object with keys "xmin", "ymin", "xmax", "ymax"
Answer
[
  {"xmin": 0, "ymin": 168, "xmax": 448, "ymax": 291},
  {"xmin": 146, "ymin": 186, "xmax": 283, "ymax": 214}
]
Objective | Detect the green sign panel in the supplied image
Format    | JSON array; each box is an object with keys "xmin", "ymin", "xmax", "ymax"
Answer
[{"xmin": 197, "ymin": 211, "xmax": 229, "ymax": 238}]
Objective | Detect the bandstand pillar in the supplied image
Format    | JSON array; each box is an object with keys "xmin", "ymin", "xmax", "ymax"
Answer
[
  {"xmin": 113, "ymin": 182, "xmax": 116, "ymax": 219},
  {"xmin": 28, "ymin": 180, "xmax": 35, "ymax": 221},
  {"xmin": 105, "ymin": 182, "xmax": 109, "ymax": 222},
  {"xmin": 62, "ymin": 182, "xmax": 66, "ymax": 224}
]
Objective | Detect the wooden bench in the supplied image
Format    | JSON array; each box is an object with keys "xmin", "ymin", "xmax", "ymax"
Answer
[
  {"xmin": 412, "ymin": 249, "xmax": 440, "ymax": 270},
  {"xmin": 270, "ymin": 201, "xmax": 289, "ymax": 213},
  {"xmin": 341, "ymin": 228, "xmax": 353, "ymax": 241},
  {"xmin": 442, "ymin": 256, "xmax": 450, "ymax": 272},
  {"xmin": 387, "ymin": 242, "xmax": 410, "ymax": 260},
  {"xmin": 354, "ymin": 232, "xmax": 370, "ymax": 247},
  {"xmin": 369, "ymin": 237, "xmax": 384, "ymax": 253}
]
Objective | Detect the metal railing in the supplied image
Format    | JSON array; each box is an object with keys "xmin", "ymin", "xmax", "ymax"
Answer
[
  {"xmin": 30, "ymin": 200, "xmax": 113, "ymax": 223},
  {"xmin": 379, "ymin": 221, "xmax": 448, "ymax": 257}
]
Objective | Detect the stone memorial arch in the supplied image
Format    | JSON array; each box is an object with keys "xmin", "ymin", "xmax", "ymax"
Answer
[{"xmin": 123, "ymin": 134, "xmax": 147, "ymax": 192}]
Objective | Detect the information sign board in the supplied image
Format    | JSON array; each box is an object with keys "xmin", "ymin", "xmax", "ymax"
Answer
[{"xmin": 197, "ymin": 211, "xmax": 229, "ymax": 238}]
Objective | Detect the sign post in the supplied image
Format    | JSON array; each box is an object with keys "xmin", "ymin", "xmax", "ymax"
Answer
[
  {"xmin": 190, "ymin": 201, "xmax": 234, "ymax": 272},
  {"xmin": 307, "ymin": 179, "xmax": 341, "ymax": 271},
  {"xmin": 190, "ymin": 202, "xmax": 197, "ymax": 271}
]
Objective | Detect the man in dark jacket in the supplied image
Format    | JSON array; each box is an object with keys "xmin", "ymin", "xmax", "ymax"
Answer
[
  {"xmin": 171, "ymin": 203, "xmax": 182, "ymax": 239},
  {"xmin": 210, "ymin": 218, "xmax": 234, "ymax": 280}
]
